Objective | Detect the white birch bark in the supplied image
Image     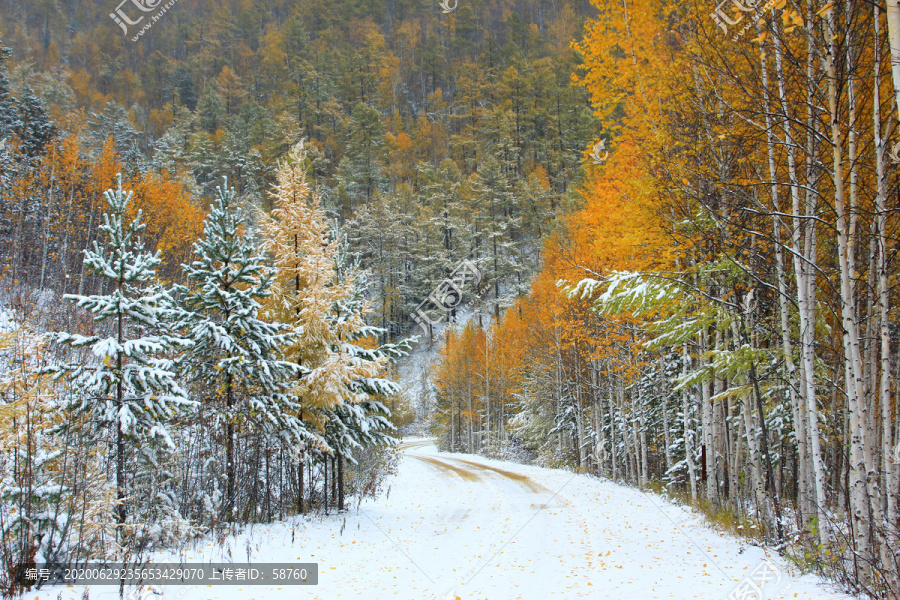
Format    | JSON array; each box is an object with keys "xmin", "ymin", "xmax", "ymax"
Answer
[
  {"xmin": 884, "ymin": 0, "xmax": 900, "ymax": 125},
  {"xmin": 682, "ymin": 345, "xmax": 698, "ymax": 502},
  {"xmin": 873, "ymin": 6, "xmax": 898, "ymax": 579},
  {"xmin": 824, "ymin": 4, "xmax": 868, "ymax": 560}
]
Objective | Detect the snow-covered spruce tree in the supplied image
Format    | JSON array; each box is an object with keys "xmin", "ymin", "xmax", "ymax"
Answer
[
  {"xmin": 321, "ymin": 222, "xmax": 411, "ymax": 510},
  {"xmin": 0, "ymin": 37, "xmax": 17, "ymax": 146},
  {"xmin": 261, "ymin": 142, "xmax": 396, "ymax": 511},
  {"xmin": 14, "ymin": 87, "xmax": 55, "ymax": 159},
  {"xmin": 48, "ymin": 174, "xmax": 194, "ymax": 530},
  {"xmin": 176, "ymin": 179, "xmax": 311, "ymax": 522}
]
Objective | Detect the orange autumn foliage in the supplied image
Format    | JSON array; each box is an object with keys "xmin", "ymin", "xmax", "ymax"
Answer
[
  {"xmin": 127, "ymin": 170, "xmax": 205, "ymax": 274},
  {"xmin": 434, "ymin": 0, "xmax": 682, "ymax": 439}
]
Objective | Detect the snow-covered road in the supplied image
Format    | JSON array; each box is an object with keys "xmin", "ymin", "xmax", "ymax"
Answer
[{"xmin": 30, "ymin": 440, "xmax": 851, "ymax": 600}]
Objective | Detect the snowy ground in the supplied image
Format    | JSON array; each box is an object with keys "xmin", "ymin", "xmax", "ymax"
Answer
[{"xmin": 26, "ymin": 439, "xmax": 851, "ymax": 600}]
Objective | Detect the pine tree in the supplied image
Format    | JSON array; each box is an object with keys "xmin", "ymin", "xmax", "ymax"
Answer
[
  {"xmin": 85, "ymin": 102, "xmax": 139, "ymax": 157},
  {"xmin": 0, "ymin": 37, "xmax": 15, "ymax": 141},
  {"xmin": 473, "ymin": 155, "xmax": 522, "ymax": 318},
  {"xmin": 177, "ymin": 179, "xmax": 310, "ymax": 520},
  {"xmin": 13, "ymin": 86, "xmax": 55, "ymax": 159},
  {"xmin": 336, "ymin": 102, "xmax": 385, "ymax": 211},
  {"xmin": 49, "ymin": 174, "xmax": 194, "ymax": 528}
]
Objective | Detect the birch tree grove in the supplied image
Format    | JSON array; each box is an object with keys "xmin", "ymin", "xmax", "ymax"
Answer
[{"xmin": 432, "ymin": 1, "xmax": 900, "ymax": 596}]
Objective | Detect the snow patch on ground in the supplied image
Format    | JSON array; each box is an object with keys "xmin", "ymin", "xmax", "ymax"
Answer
[{"xmin": 21, "ymin": 440, "xmax": 853, "ymax": 600}]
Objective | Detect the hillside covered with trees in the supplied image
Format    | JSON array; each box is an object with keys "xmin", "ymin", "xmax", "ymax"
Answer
[
  {"xmin": 0, "ymin": 0, "xmax": 598, "ymax": 595},
  {"xmin": 1, "ymin": 0, "xmax": 899, "ymax": 598}
]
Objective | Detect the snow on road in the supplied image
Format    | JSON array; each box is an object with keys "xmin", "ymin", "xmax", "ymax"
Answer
[{"xmin": 28, "ymin": 439, "xmax": 850, "ymax": 600}]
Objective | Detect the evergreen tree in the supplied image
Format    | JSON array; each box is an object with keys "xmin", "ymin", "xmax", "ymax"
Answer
[
  {"xmin": 0, "ymin": 37, "xmax": 15, "ymax": 140},
  {"xmin": 85, "ymin": 102, "xmax": 138, "ymax": 156},
  {"xmin": 49, "ymin": 174, "xmax": 194, "ymax": 528},
  {"xmin": 197, "ymin": 82, "xmax": 225, "ymax": 133},
  {"xmin": 336, "ymin": 102, "xmax": 385, "ymax": 210},
  {"xmin": 473, "ymin": 155, "xmax": 522, "ymax": 318},
  {"xmin": 321, "ymin": 222, "xmax": 411, "ymax": 509},
  {"xmin": 14, "ymin": 87, "xmax": 55, "ymax": 159},
  {"xmin": 177, "ymin": 179, "xmax": 311, "ymax": 520},
  {"xmin": 172, "ymin": 67, "xmax": 197, "ymax": 112}
]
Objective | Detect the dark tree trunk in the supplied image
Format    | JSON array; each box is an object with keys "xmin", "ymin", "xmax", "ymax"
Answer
[
  {"xmin": 116, "ymin": 309, "xmax": 126, "ymax": 528},
  {"xmin": 331, "ymin": 455, "xmax": 337, "ymax": 510},
  {"xmin": 297, "ymin": 452, "xmax": 305, "ymax": 514},
  {"xmin": 337, "ymin": 454, "xmax": 344, "ymax": 511},
  {"xmin": 226, "ymin": 372, "xmax": 235, "ymax": 521}
]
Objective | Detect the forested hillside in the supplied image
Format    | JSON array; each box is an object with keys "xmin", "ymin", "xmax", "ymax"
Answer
[
  {"xmin": 0, "ymin": 0, "xmax": 597, "ymax": 596},
  {"xmin": 1, "ymin": 0, "xmax": 899, "ymax": 598},
  {"xmin": 0, "ymin": 0, "xmax": 596, "ymax": 338}
]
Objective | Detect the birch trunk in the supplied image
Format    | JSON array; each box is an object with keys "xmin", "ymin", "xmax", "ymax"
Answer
[
  {"xmin": 884, "ymin": 0, "xmax": 900, "ymax": 126},
  {"xmin": 873, "ymin": 6, "xmax": 898, "ymax": 579},
  {"xmin": 824, "ymin": 4, "xmax": 868, "ymax": 561},
  {"xmin": 700, "ymin": 328, "xmax": 716, "ymax": 502},
  {"xmin": 682, "ymin": 345, "xmax": 698, "ymax": 502},
  {"xmin": 794, "ymin": 10, "xmax": 829, "ymax": 545}
]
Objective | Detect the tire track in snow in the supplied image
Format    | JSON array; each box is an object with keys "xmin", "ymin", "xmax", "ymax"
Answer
[
  {"xmin": 409, "ymin": 454, "xmax": 483, "ymax": 482},
  {"xmin": 441, "ymin": 457, "xmax": 550, "ymax": 494}
]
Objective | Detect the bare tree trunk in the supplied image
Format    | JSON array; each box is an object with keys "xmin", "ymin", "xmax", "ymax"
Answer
[
  {"xmin": 682, "ymin": 345, "xmax": 697, "ymax": 502},
  {"xmin": 700, "ymin": 329, "xmax": 716, "ymax": 502},
  {"xmin": 884, "ymin": 0, "xmax": 900, "ymax": 125},
  {"xmin": 823, "ymin": 5, "xmax": 870, "ymax": 564},
  {"xmin": 873, "ymin": 7, "xmax": 897, "ymax": 579},
  {"xmin": 338, "ymin": 454, "xmax": 344, "ymax": 512},
  {"xmin": 797, "ymin": 12, "xmax": 828, "ymax": 545},
  {"xmin": 116, "ymin": 301, "xmax": 126, "ymax": 529}
]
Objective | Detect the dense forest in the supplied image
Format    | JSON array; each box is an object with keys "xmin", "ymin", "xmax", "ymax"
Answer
[
  {"xmin": 0, "ymin": 0, "xmax": 597, "ymax": 596},
  {"xmin": 1, "ymin": 0, "xmax": 899, "ymax": 598},
  {"xmin": 0, "ymin": 0, "xmax": 596, "ymax": 336},
  {"xmin": 432, "ymin": 1, "xmax": 900, "ymax": 598}
]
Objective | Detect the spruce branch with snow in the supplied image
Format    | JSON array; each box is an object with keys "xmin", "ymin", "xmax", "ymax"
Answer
[{"xmin": 48, "ymin": 174, "xmax": 194, "ymax": 529}]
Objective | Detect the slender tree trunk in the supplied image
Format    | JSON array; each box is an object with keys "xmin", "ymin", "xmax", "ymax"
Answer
[
  {"xmin": 796, "ymin": 14, "xmax": 828, "ymax": 545},
  {"xmin": 331, "ymin": 455, "xmax": 337, "ymax": 509},
  {"xmin": 39, "ymin": 160, "xmax": 56, "ymax": 291},
  {"xmin": 700, "ymin": 329, "xmax": 716, "ymax": 502},
  {"xmin": 337, "ymin": 454, "xmax": 344, "ymax": 512},
  {"xmin": 825, "ymin": 4, "xmax": 865, "ymax": 558},
  {"xmin": 873, "ymin": 8, "xmax": 897, "ymax": 577},
  {"xmin": 298, "ymin": 452, "xmax": 305, "ymax": 514},
  {"xmin": 226, "ymin": 372, "xmax": 235, "ymax": 521},
  {"xmin": 885, "ymin": 0, "xmax": 900, "ymax": 126},
  {"xmin": 682, "ymin": 345, "xmax": 698, "ymax": 502},
  {"xmin": 116, "ymin": 302, "xmax": 126, "ymax": 528}
]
